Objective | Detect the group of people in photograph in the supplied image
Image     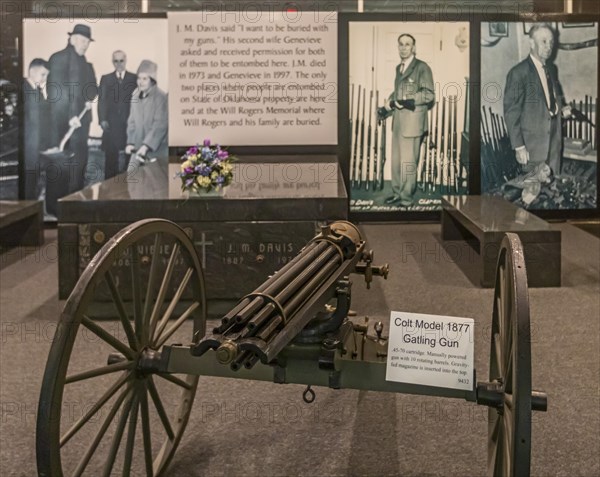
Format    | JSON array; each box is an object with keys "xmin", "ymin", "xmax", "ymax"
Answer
[{"xmin": 23, "ymin": 24, "xmax": 168, "ymax": 218}]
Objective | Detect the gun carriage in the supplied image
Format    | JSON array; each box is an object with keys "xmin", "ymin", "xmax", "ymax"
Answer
[{"xmin": 37, "ymin": 219, "xmax": 547, "ymax": 476}]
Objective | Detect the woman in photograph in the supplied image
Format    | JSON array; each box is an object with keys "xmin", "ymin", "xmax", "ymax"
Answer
[{"xmin": 125, "ymin": 60, "xmax": 168, "ymax": 164}]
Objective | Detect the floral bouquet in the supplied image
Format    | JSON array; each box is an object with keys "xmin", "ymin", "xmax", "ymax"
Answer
[{"xmin": 177, "ymin": 139, "xmax": 236, "ymax": 193}]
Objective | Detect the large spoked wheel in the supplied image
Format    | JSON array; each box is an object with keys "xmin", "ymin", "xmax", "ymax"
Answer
[
  {"xmin": 37, "ymin": 219, "xmax": 206, "ymax": 476},
  {"xmin": 488, "ymin": 233, "xmax": 532, "ymax": 477}
]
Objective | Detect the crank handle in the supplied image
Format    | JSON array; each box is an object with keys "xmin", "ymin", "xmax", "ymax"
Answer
[{"xmin": 355, "ymin": 261, "xmax": 389, "ymax": 289}]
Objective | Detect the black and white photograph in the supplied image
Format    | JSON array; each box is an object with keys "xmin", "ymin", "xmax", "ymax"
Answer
[
  {"xmin": 480, "ymin": 21, "xmax": 598, "ymax": 211},
  {"xmin": 347, "ymin": 21, "xmax": 470, "ymax": 215},
  {"xmin": 489, "ymin": 22, "xmax": 509, "ymax": 38},
  {"xmin": 0, "ymin": 81, "xmax": 19, "ymax": 199},
  {"xmin": 22, "ymin": 18, "xmax": 168, "ymax": 220}
]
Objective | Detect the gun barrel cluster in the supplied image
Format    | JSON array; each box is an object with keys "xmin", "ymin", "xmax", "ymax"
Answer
[
  {"xmin": 481, "ymin": 105, "xmax": 517, "ymax": 188},
  {"xmin": 191, "ymin": 222, "xmax": 365, "ymax": 369},
  {"xmin": 419, "ymin": 95, "xmax": 467, "ymax": 194},
  {"xmin": 566, "ymin": 95, "xmax": 597, "ymax": 150},
  {"xmin": 350, "ymin": 84, "xmax": 387, "ymax": 191}
]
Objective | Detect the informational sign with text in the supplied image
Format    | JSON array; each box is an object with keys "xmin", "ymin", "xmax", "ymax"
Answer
[
  {"xmin": 386, "ymin": 312, "xmax": 474, "ymax": 391},
  {"xmin": 168, "ymin": 11, "xmax": 337, "ymax": 146}
]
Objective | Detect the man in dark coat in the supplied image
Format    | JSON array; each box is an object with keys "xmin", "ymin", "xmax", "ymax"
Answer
[
  {"xmin": 504, "ymin": 23, "xmax": 571, "ymax": 177},
  {"xmin": 23, "ymin": 58, "xmax": 52, "ymax": 201},
  {"xmin": 98, "ymin": 50, "xmax": 137, "ymax": 179},
  {"xmin": 47, "ymin": 23, "xmax": 97, "ymax": 215},
  {"xmin": 379, "ymin": 34, "xmax": 435, "ymax": 207}
]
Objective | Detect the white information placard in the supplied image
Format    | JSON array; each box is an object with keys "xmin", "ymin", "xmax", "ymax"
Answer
[
  {"xmin": 386, "ymin": 312, "xmax": 474, "ymax": 391},
  {"xmin": 168, "ymin": 11, "xmax": 337, "ymax": 146}
]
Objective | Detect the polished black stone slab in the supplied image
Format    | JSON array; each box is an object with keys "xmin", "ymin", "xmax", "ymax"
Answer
[
  {"xmin": 0, "ymin": 200, "xmax": 44, "ymax": 246},
  {"xmin": 442, "ymin": 195, "xmax": 560, "ymax": 242},
  {"xmin": 57, "ymin": 156, "xmax": 348, "ymax": 304},
  {"xmin": 58, "ymin": 155, "xmax": 347, "ymax": 223},
  {"xmin": 442, "ymin": 195, "xmax": 561, "ymax": 288}
]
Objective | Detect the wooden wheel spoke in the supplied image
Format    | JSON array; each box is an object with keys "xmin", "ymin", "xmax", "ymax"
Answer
[
  {"xmin": 504, "ymin": 343, "xmax": 514, "ymax": 389},
  {"xmin": 143, "ymin": 234, "xmax": 163, "ymax": 325},
  {"xmin": 66, "ymin": 361, "xmax": 134, "ymax": 385},
  {"xmin": 503, "ymin": 294, "xmax": 513, "ymax": 360},
  {"xmin": 498, "ymin": 268, "xmax": 506, "ymax": 330},
  {"xmin": 102, "ymin": 387, "xmax": 136, "ymax": 477},
  {"xmin": 493, "ymin": 421, "xmax": 503, "ymax": 474},
  {"xmin": 491, "ymin": 411, "xmax": 501, "ymax": 440},
  {"xmin": 121, "ymin": 390, "xmax": 141, "ymax": 477},
  {"xmin": 154, "ymin": 301, "xmax": 200, "ymax": 349},
  {"xmin": 131, "ymin": 245, "xmax": 144, "ymax": 344},
  {"xmin": 493, "ymin": 333, "xmax": 502, "ymax": 376},
  {"xmin": 140, "ymin": 383, "xmax": 154, "ymax": 477},
  {"xmin": 60, "ymin": 373, "xmax": 130, "ymax": 448},
  {"xmin": 81, "ymin": 315, "xmax": 135, "ymax": 361},
  {"xmin": 72, "ymin": 381, "xmax": 133, "ymax": 477},
  {"xmin": 156, "ymin": 372, "xmax": 193, "ymax": 390},
  {"xmin": 504, "ymin": 393, "xmax": 514, "ymax": 412},
  {"xmin": 147, "ymin": 377, "xmax": 175, "ymax": 440},
  {"xmin": 148, "ymin": 243, "xmax": 181, "ymax": 339},
  {"xmin": 105, "ymin": 270, "xmax": 139, "ymax": 351},
  {"xmin": 503, "ymin": 419, "xmax": 512, "ymax": 473},
  {"xmin": 153, "ymin": 268, "xmax": 194, "ymax": 343}
]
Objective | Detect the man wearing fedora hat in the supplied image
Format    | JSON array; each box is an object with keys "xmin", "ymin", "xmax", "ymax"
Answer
[{"xmin": 46, "ymin": 23, "xmax": 97, "ymax": 215}]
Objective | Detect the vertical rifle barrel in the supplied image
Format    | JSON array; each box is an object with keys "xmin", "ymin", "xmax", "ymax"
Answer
[
  {"xmin": 366, "ymin": 90, "xmax": 373, "ymax": 190},
  {"xmin": 358, "ymin": 90, "xmax": 366, "ymax": 189},
  {"xmin": 452, "ymin": 95, "xmax": 458, "ymax": 193},
  {"xmin": 440, "ymin": 97, "xmax": 447, "ymax": 192},
  {"xmin": 349, "ymin": 84, "xmax": 354, "ymax": 183},
  {"xmin": 373, "ymin": 90, "xmax": 379, "ymax": 190},
  {"xmin": 379, "ymin": 115, "xmax": 387, "ymax": 190},
  {"xmin": 432, "ymin": 101, "xmax": 439, "ymax": 191},
  {"xmin": 351, "ymin": 86, "xmax": 362, "ymax": 188}
]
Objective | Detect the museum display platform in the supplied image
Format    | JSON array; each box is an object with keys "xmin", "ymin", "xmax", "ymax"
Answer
[
  {"xmin": 0, "ymin": 200, "xmax": 44, "ymax": 247},
  {"xmin": 57, "ymin": 155, "xmax": 347, "ymax": 314},
  {"xmin": 441, "ymin": 195, "xmax": 561, "ymax": 287}
]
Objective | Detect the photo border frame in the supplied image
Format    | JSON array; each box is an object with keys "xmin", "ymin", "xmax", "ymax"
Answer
[
  {"xmin": 480, "ymin": 13, "xmax": 599, "ymax": 221},
  {"xmin": 17, "ymin": 12, "xmax": 170, "ymax": 207},
  {"xmin": 561, "ymin": 22, "xmax": 595, "ymax": 29},
  {"xmin": 489, "ymin": 22, "xmax": 509, "ymax": 38},
  {"xmin": 338, "ymin": 12, "xmax": 479, "ymax": 223}
]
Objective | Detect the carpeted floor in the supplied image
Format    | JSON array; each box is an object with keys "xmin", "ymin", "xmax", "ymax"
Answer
[{"xmin": 1, "ymin": 222, "xmax": 598, "ymax": 476}]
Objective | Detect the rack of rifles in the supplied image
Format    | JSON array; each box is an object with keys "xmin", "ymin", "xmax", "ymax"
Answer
[{"xmin": 349, "ymin": 83, "xmax": 468, "ymax": 195}]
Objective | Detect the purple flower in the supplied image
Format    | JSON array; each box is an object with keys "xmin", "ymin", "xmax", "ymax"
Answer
[
  {"xmin": 217, "ymin": 149, "xmax": 229, "ymax": 159},
  {"xmin": 199, "ymin": 165, "xmax": 212, "ymax": 176},
  {"xmin": 185, "ymin": 178, "xmax": 195, "ymax": 187},
  {"xmin": 184, "ymin": 167, "xmax": 194, "ymax": 174},
  {"xmin": 216, "ymin": 175, "xmax": 225, "ymax": 184},
  {"xmin": 187, "ymin": 146, "xmax": 198, "ymax": 155},
  {"xmin": 203, "ymin": 139, "xmax": 211, "ymax": 147}
]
